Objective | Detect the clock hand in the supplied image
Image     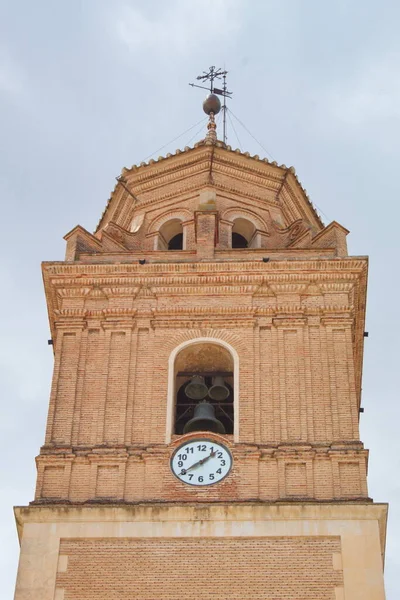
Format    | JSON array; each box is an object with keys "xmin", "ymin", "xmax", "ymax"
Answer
[{"xmin": 182, "ymin": 450, "xmax": 216, "ymax": 474}]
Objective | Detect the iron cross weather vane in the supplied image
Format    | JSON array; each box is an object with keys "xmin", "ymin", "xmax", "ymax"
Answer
[{"xmin": 189, "ymin": 66, "xmax": 232, "ymax": 144}]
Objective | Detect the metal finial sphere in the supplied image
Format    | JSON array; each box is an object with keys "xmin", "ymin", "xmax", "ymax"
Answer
[{"xmin": 203, "ymin": 93, "xmax": 221, "ymax": 115}]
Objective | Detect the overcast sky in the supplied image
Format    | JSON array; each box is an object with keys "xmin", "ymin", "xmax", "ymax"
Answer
[{"xmin": 1, "ymin": 1, "xmax": 399, "ymax": 597}]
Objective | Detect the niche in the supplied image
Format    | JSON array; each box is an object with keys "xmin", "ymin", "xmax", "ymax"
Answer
[
  {"xmin": 231, "ymin": 218, "xmax": 256, "ymax": 248},
  {"xmin": 174, "ymin": 342, "xmax": 234, "ymax": 435},
  {"xmin": 158, "ymin": 219, "xmax": 184, "ymax": 250}
]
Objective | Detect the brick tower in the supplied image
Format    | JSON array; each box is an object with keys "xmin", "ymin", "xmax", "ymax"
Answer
[{"xmin": 14, "ymin": 94, "xmax": 387, "ymax": 599}]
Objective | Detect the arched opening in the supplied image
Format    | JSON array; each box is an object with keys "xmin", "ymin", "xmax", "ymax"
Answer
[
  {"xmin": 173, "ymin": 342, "xmax": 234, "ymax": 435},
  {"xmin": 168, "ymin": 233, "xmax": 183, "ymax": 250},
  {"xmin": 231, "ymin": 218, "xmax": 256, "ymax": 248},
  {"xmin": 232, "ymin": 232, "xmax": 248, "ymax": 248},
  {"xmin": 158, "ymin": 219, "xmax": 184, "ymax": 250}
]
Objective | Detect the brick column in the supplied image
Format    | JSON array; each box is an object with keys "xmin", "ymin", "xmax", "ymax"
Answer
[{"xmin": 195, "ymin": 210, "xmax": 217, "ymax": 260}]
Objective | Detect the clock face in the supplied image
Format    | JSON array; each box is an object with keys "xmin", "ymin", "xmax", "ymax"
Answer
[{"xmin": 170, "ymin": 438, "xmax": 232, "ymax": 486}]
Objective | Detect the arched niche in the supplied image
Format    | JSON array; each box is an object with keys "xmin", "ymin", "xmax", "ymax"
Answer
[
  {"xmin": 158, "ymin": 218, "xmax": 184, "ymax": 250},
  {"xmin": 221, "ymin": 209, "xmax": 268, "ymax": 250},
  {"xmin": 166, "ymin": 338, "xmax": 239, "ymax": 443},
  {"xmin": 147, "ymin": 208, "xmax": 194, "ymax": 251},
  {"xmin": 232, "ymin": 218, "xmax": 256, "ymax": 248}
]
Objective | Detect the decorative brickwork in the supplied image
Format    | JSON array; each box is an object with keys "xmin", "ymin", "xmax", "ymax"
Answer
[
  {"xmin": 56, "ymin": 537, "xmax": 343, "ymax": 600},
  {"xmin": 14, "ymin": 140, "xmax": 387, "ymax": 600},
  {"xmin": 37, "ymin": 254, "xmax": 369, "ymax": 503}
]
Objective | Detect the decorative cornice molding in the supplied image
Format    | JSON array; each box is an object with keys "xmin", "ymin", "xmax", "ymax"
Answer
[
  {"xmin": 150, "ymin": 285, "xmax": 258, "ymax": 296},
  {"xmin": 52, "ymin": 305, "xmax": 353, "ymax": 326},
  {"xmin": 269, "ymin": 283, "xmax": 309, "ymax": 294},
  {"xmin": 54, "ymin": 308, "xmax": 138, "ymax": 319},
  {"xmin": 152, "ymin": 306, "xmax": 255, "ymax": 316},
  {"xmin": 56, "ymin": 288, "xmax": 91, "ymax": 297},
  {"xmin": 150, "ymin": 318, "xmax": 256, "ymax": 329},
  {"xmin": 102, "ymin": 287, "xmax": 140, "ymax": 297},
  {"xmin": 44, "ymin": 258, "xmax": 368, "ymax": 277},
  {"xmin": 319, "ymin": 282, "xmax": 354, "ymax": 292}
]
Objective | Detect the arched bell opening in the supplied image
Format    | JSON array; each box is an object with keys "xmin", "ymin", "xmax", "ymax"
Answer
[
  {"xmin": 231, "ymin": 218, "xmax": 256, "ymax": 249},
  {"xmin": 173, "ymin": 342, "xmax": 234, "ymax": 435},
  {"xmin": 232, "ymin": 232, "xmax": 248, "ymax": 248},
  {"xmin": 158, "ymin": 218, "xmax": 184, "ymax": 250},
  {"xmin": 168, "ymin": 232, "xmax": 183, "ymax": 250}
]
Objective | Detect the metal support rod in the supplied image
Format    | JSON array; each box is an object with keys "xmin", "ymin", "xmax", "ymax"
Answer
[
  {"xmin": 222, "ymin": 71, "xmax": 227, "ymax": 144},
  {"xmin": 189, "ymin": 66, "xmax": 232, "ymax": 144}
]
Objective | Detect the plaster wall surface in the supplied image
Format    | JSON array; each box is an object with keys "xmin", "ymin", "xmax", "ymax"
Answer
[{"xmin": 14, "ymin": 503, "xmax": 387, "ymax": 600}]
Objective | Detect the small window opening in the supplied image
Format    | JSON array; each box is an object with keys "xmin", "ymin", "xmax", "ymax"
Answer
[
  {"xmin": 232, "ymin": 232, "xmax": 248, "ymax": 248},
  {"xmin": 168, "ymin": 233, "xmax": 183, "ymax": 250}
]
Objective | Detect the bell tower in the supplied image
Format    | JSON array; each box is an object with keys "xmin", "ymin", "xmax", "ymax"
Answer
[{"xmin": 14, "ymin": 75, "xmax": 387, "ymax": 600}]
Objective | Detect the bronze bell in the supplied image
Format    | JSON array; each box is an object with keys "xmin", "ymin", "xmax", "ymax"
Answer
[
  {"xmin": 183, "ymin": 400, "xmax": 225, "ymax": 434},
  {"xmin": 185, "ymin": 375, "xmax": 208, "ymax": 400},
  {"xmin": 208, "ymin": 376, "xmax": 230, "ymax": 401}
]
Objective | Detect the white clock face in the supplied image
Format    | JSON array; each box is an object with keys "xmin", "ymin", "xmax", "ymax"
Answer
[{"xmin": 171, "ymin": 439, "xmax": 232, "ymax": 486}]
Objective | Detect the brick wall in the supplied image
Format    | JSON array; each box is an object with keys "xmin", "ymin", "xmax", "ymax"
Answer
[
  {"xmin": 44, "ymin": 318, "xmax": 360, "ymax": 449},
  {"xmin": 56, "ymin": 537, "xmax": 343, "ymax": 600},
  {"xmin": 38, "ymin": 144, "xmax": 368, "ymax": 507},
  {"xmin": 37, "ymin": 258, "xmax": 368, "ymax": 504},
  {"xmin": 35, "ymin": 439, "xmax": 368, "ymax": 503}
]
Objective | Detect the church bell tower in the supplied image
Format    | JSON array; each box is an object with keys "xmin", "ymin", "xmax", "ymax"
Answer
[{"xmin": 14, "ymin": 73, "xmax": 387, "ymax": 600}]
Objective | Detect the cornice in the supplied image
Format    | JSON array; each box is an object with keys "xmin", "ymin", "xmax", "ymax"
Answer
[
  {"xmin": 150, "ymin": 318, "xmax": 256, "ymax": 329},
  {"xmin": 279, "ymin": 172, "xmax": 324, "ymax": 229},
  {"xmin": 77, "ymin": 248, "xmax": 337, "ymax": 263},
  {"xmin": 319, "ymin": 282, "xmax": 354, "ymax": 292},
  {"xmin": 51, "ymin": 305, "xmax": 353, "ymax": 325},
  {"xmin": 43, "ymin": 263, "xmax": 366, "ymax": 317},
  {"xmin": 43, "ymin": 258, "xmax": 368, "ymax": 278},
  {"xmin": 14, "ymin": 503, "xmax": 388, "ymax": 557},
  {"xmin": 152, "ymin": 306, "xmax": 256, "ymax": 316},
  {"xmin": 56, "ymin": 288, "xmax": 91, "ymax": 297},
  {"xmin": 46, "ymin": 274, "xmax": 364, "ymax": 295},
  {"xmin": 150, "ymin": 285, "xmax": 258, "ymax": 296},
  {"xmin": 269, "ymin": 283, "xmax": 309, "ymax": 294},
  {"xmin": 54, "ymin": 309, "xmax": 138, "ymax": 326}
]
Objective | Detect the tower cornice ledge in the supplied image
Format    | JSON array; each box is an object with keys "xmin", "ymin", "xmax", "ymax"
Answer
[
  {"xmin": 14, "ymin": 502, "xmax": 388, "ymax": 564},
  {"xmin": 42, "ymin": 256, "xmax": 368, "ymax": 275}
]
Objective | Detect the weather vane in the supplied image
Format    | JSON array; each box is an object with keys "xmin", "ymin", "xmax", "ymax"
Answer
[{"xmin": 189, "ymin": 66, "xmax": 232, "ymax": 144}]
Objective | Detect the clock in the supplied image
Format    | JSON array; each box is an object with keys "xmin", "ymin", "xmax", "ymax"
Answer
[{"xmin": 170, "ymin": 438, "xmax": 232, "ymax": 486}]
